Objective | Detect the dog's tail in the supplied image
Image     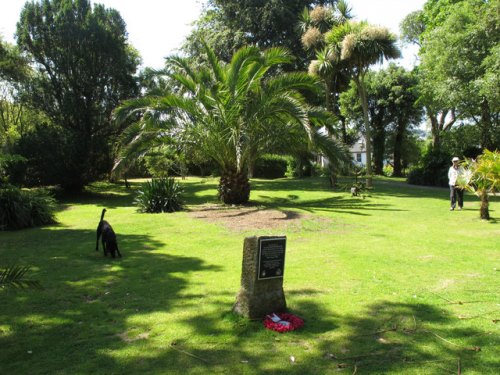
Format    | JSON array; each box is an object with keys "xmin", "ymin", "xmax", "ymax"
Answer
[{"xmin": 100, "ymin": 208, "xmax": 107, "ymax": 222}]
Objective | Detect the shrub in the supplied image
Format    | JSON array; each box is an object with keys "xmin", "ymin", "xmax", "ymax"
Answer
[
  {"xmin": 135, "ymin": 178, "xmax": 183, "ymax": 213},
  {"xmin": 0, "ymin": 185, "xmax": 57, "ymax": 230},
  {"xmin": 286, "ymin": 156, "xmax": 313, "ymax": 177},
  {"xmin": 254, "ymin": 155, "xmax": 288, "ymax": 179},
  {"xmin": 10, "ymin": 124, "xmax": 110, "ymax": 190},
  {"xmin": 407, "ymin": 148, "xmax": 451, "ymax": 187},
  {"xmin": 383, "ymin": 164, "xmax": 393, "ymax": 177}
]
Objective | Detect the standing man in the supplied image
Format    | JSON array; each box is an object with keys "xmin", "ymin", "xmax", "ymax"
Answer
[{"xmin": 448, "ymin": 157, "xmax": 464, "ymax": 211}]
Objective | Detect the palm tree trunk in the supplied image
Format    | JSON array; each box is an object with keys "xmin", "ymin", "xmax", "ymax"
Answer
[
  {"xmin": 218, "ymin": 168, "xmax": 250, "ymax": 204},
  {"xmin": 479, "ymin": 190, "xmax": 490, "ymax": 220},
  {"xmin": 355, "ymin": 76, "xmax": 373, "ymax": 187}
]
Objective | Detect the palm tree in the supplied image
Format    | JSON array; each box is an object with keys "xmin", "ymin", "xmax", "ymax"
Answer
[
  {"xmin": 114, "ymin": 43, "xmax": 349, "ymax": 204},
  {"xmin": 300, "ymin": 1, "xmax": 353, "ymax": 142},
  {"xmin": 457, "ymin": 150, "xmax": 500, "ymax": 220},
  {"xmin": 326, "ymin": 21, "xmax": 401, "ymax": 186}
]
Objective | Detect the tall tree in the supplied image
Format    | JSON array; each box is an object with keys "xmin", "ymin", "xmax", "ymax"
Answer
[
  {"xmin": 339, "ymin": 65, "xmax": 423, "ymax": 176},
  {"xmin": 418, "ymin": 0, "xmax": 499, "ymax": 150},
  {"xmin": 300, "ymin": 1, "xmax": 353, "ymax": 143},
  {"xmin": 183, "ymin": 0, "xmax": 335, "ymax": 69},
  {"xmin": 16, "ymin": 0, "xmax": 140, "ymax": 190},
  {"xmin": 114, "ymin": 43, "xmax": 349, "ymax": 204},
  {"xmin": 402, "ymin": 0, "xmax": 499, "ymax": 150},
  {"xmin": 326, "ymin": 21, "xmax": 401, "ymax": 185},
  {"xmin": 0, "ymin": 38, "xmax": 31, "ymax": 150}
]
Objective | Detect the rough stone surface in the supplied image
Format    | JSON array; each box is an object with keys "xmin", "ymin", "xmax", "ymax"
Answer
[{"xmin": 233, "ymin": 236, "xmax": 287, "ymax": 319}]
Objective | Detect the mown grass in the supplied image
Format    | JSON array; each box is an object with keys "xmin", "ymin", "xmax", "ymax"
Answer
[{"xmin": 0, "ymin": 176, "xmax": 498, "ymax": 374}]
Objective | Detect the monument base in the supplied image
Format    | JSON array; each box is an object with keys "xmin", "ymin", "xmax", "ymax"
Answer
[{"xmin": 233, "ymin": 236, "xmax": 287, "ymax": 319}]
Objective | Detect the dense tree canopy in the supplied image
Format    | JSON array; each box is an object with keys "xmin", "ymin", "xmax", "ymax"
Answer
[
  {"xmin": 15, "ymin": 0, "xmax": 140, "ymax": 190},
  {"xmin": 402, "ymin": 0, "xmax": 499, "ymax": 151},
  {"xmin": 183, "ymin": 0, "xmax": 336, "ymax": 69},
  {"xmin": 340, "ymin": 65, "xmax": 423, "ymax": 176}
]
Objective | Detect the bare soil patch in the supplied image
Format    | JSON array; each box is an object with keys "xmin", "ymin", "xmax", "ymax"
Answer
[{"xmin": 189, "ymin": 204, "xmax": 330, "ymax": 232}]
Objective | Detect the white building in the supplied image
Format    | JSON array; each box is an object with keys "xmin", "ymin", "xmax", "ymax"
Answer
[{"xmin": 318, "ymin": 136, "xmax": 367, "ymax": 168}]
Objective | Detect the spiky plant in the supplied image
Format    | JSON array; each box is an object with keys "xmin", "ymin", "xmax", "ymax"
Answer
[
  {"xmin": 115, "ymin": 42, "xmax": 349, "ymax": 205},
  {"xmin": 0, "ymin": 265, "xmax": 42, "ymax": 290},
  {"xmin": 135, "ymin": 178, "xmax": 184, "ymax": 213},
  {"xmin": 301, "ymin": 27, "xmax": 324, "ymax": 50},
  {"xmin": 326, "ymin": 21, "xmax": 401, "ymax": 186},
  {"xmin": 457, "ymin": 149, "xmax": 500, "ymax": 220}
]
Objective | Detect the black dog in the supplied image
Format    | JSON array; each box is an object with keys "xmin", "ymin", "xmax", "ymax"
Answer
[{"xmin": 96, "ymin": 208, "xmax": 122, "ymax": 258}]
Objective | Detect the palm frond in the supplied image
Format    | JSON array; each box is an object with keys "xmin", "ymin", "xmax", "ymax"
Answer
[
  {"xmin": 311, "ymin": 130, "xmax": 352, "ymax": 169},
  {"xmin": 0, "ymin": 265, "xmax": 42, "ymax": 290}
]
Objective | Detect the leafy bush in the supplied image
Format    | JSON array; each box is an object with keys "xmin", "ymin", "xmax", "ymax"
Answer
[
  {"xmin": 253, "ymin": 155, "xmax": 288, "ymax": 179},
  {"xmin": 407, "ymin": 148, "xmax": 451, "ymax": 187},
  {"xmin": 135, "ymin": 178, "xmax": 183, "ymax": 213},
  {"xmin": 10, "ymin": 124, "xmax": 112, "ymax": 190},
  {"xmin": 383, "ymin": 164, "xmax": 393, "ymax": 177},
  {"xmin": 0, "ymin": 185, "xmax": 57, "ymax": 230},
  {"xmin": 286, "ymin": 156, "xmax": 313, "ymax": 177}
]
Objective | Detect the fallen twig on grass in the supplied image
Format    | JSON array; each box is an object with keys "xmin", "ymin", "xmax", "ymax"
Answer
[
  {"xmin": 169, "ymin": 342, "xmax": 210, "ymax": 364},
  {"xmin": 457, "ymin": 309, "xmax": 499, "ymax": 320},
  {"xmin": 428, "ymin": 290, "xmax": 456, "ymax": 304},
  {"xmin": 353, "ymin": 326, "xmax": 398, "ymax": 337},
  {"xmin": 422, "ymin": 330, "xmax": 481, "ymax": 352}
]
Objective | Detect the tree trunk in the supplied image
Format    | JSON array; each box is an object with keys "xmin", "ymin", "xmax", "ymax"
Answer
[
  {"xmin": 393, "ymin": 121, "xmax": 405, "ymax": 177},
  {"xmin": 372, "ymin": 113, "xmax": 385, "ymax": 175},
  {"xmin": 479, "ymin": 191, "xmax": 490, "ymax": 220},
  {"xmin": 356, "ymin": 77, "xmax": 372, "ymax": 187},
  {"xmin": 218, "ymin": 168, "xmax": 250, "ymax": 204},
  {"xmin": 480, "ymin": 99, "xmax": 493, "ymax": 150}
]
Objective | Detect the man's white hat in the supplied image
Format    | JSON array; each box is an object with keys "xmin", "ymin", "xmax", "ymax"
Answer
[{"xmin": 452, "ymin": 157, "xmax": 460, "ymax": 162}]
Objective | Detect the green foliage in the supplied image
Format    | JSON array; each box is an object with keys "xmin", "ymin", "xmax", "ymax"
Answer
[
  {"xmin": 407, "ymin": 147, "xmax": 451, "ymax": 187},
  {"xmin": 115, "ymin": 43, "xmax": 338, "ymax": 204},
  {"xmin": 457, "ymin": 149, "xmax": 500, "ymax": 219},
  {"xmin": 383, "ymin": 164, "xmax": 393, "ymax": 177},
  {"xmin": 441, "ymin": 124, "xmax": 485, "ymax": 159},
  {"xmin": 326, "ymin": 20, "xmax": 401, "ymax": 182},
  {"xmin": 460, "ymin": 149, "xmax": 500, "ymax": 194},
  {"xmin": 0, "ymin": 154, "xmax": 25, "ymax": 186},
  {"xmin": 0, "ymin": 185, "xmax": 57, "ymax": 230},
  {"xmin": 10, "ymin": 124, "xmax": 111, "ymax": 189},
  {"xmin": 418, "ymin": 0, "xmax": 499, "ymax": 150},
  {"xmin": 134, "ymin": 178, "xmax": 183, "ymax": 213},
  {"xmin": 0, "ymin": 265, "xmax": 42, "ymax": 290},
  {"xmin": 183, "ymin": 0, "xmax": 324, "ymax": 69},
  {"xmin": 15, "ymin": 0, "xmax": 139, "ymax": 190},
  {"xmin": 286, "ymin": 155, "xmax": 314, "ymax": 177},
  {"xmin": 254, "ymin": 155, "xmax": 288, "ymax": 179}
]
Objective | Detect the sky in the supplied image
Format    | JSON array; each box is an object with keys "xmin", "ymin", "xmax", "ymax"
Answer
[{"xmin": 1, "ymin": 0, "xmax": 426, "ymax": 70}]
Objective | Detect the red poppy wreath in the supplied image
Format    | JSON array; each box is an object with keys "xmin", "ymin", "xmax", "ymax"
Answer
[{"xmin": 263, "ymin": 313, "xmax": 304, "ymax": 333}]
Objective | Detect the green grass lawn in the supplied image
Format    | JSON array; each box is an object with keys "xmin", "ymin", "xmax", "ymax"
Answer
[{"xmin": 1, "ymin": 177, "xmax": 498, "ymax": 374}]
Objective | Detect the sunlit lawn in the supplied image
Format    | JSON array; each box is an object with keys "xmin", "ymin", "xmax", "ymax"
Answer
[{"xmin": 0, "ymin": 176, "xmax": 498, "ymax": 374}]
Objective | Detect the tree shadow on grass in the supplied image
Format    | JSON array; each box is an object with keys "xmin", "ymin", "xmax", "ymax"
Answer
[
  {"xmin": 132, "ymin": 295, "xmax": 496, "ymax": 374},
  {"xmin": 0, "ymin": 227, "xmax": 223, "ymax": 375},
  {"xmin": 315, "ymin": 300, "xmax": 496, "ymax": 374},
  {"xmin": 256, "ymin": 194, "xmax": 406, "ymax": 216}
]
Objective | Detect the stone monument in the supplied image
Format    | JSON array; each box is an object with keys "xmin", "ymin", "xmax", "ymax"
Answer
[{"xmin": 233, "ymin": 236, "xmax": 287, "ymax": 319}]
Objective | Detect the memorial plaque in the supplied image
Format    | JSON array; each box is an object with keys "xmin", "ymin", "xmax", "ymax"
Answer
[
  {"xmin": 258, "ymin": 236, "xmax": 286, "ymax": 280},
  {"xmin": 234, "ymin": 236, "xmax": 287, "ymax": 318}
]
